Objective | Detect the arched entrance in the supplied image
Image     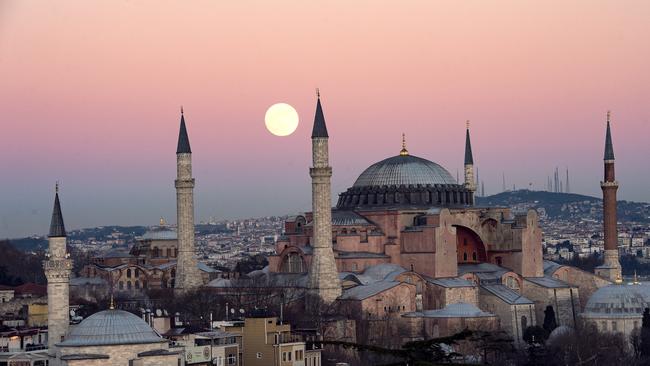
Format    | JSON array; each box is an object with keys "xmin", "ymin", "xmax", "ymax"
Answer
[{"xmin": 455, "ymin": 225, "xmax": 487, "ymax": 264}]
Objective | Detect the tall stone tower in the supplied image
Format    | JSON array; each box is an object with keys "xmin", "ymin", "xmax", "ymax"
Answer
[
  {"xmin": 463, "ymin": 121, "xmax": 476, "ymax": 205},
  {"xmin": 174, "ymin": 109, "xmax": 202, "ymax": 292},
  {"xmin": 306, "ymin": 93, "xmax": 342, "ymax": 306},
  {"xmin": 595, "ymin": 111, "xmax": 622, "ymax": 282},
  {"xmin": 44, "ymin": 184, "xmax": 72, "ymax": 355}
]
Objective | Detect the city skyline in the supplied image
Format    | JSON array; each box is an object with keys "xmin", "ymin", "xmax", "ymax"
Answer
[{"xmin": 2, "ymin": 1, "xmax": 649, "ymax": 238}]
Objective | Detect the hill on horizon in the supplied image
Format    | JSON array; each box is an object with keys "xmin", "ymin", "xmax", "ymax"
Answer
[{"xmin": 477, "ymin": 189, "xmax": 650, "ymax": 223}]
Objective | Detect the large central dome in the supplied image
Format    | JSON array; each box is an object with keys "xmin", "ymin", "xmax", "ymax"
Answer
[
  {"xmin": 337, "ymin": 151, "xmax": 472, "ymax": 210},
  {"xmin": 353, "ymin": 154, "xmax": 457, "ymax": 188}
]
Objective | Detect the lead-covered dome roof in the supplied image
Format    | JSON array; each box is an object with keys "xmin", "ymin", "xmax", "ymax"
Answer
[
  {"xmin": 353, "ymin": 155, "xmax": 457, "ymax": 188},
  {"xmin": 582, "ymin": 284, "xmax": 650, "ymax": 319},
  {"xmin": 58, "ymin": 309, "xmax": 165, "ymax": 347}
]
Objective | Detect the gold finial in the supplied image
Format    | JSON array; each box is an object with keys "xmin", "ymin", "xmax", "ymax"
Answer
[
  {"xmin": 634, "ymin": 270, "xmax": 639, "ymax": 285},
  {"xmin": 160, "ymin": 217, "xmax": 165, "ymax": 226},
  {"xmin": 55, "ymin": 181, "xmax": 59, "ymax": 194},
  {"xmin": 466, "ymin": 120, "xmax": 470, "ymax": 130},
  {"xmin": 109, "ymin": 293, "xmax": 115, "ymax": 310},
  {"xmin": 400, "ymin": 133, "xmax": 409, "ymax": 156},
  {"xmin": 316, "ymin": 88, "xmax": 320, "ymax": 99},
  {"xmin": 607, "ymin": 110, "xmax": 611, "ymax": 123}
]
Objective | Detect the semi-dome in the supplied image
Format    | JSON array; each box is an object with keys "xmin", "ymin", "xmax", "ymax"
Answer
[
  {"xmin": 582, "ymin": 284, "xmax": 650, "ymax": 319},
  {"xmin": 58, "ymin": 309, "xmax": 166, "ymax": 347},
  {"xmin": 353, "ymin": 154, "xmax": 457, "ymax": 188},
  {"xmin": 140, "ymin": 227, "xmax": 177, "ymax": 241}
]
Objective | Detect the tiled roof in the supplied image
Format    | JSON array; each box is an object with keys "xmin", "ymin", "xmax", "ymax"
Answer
[
  {"xmin": 339, "ymin": 281, "xmax": 400, "ymax": 300},
  {"xmin": 403, "ymin": 302, "xmax": 494, "ymax": 318},
  {"xmin": 481, "ymin": 284, "xmax": 533, "ymax": 305}
]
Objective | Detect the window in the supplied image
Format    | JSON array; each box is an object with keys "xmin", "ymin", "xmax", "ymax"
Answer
[
  {"xmin": 127, "ymin": 281, "xmax": 132, "ymax": 290},
  {"xmin": 472, "ymin": 252, "xmax": 477, "ymax": 261},
  {"xmin": 521, "ymin": 316, "xmax": 528, "ymax": 330},
  {"xmin": 612, "ymin": 321, "xmax": 618, "ymax": 332},
  {"xmin": 283, "ymin": 352, "xmax": 287, "ymax": 362},
  {"xmin": 135, "ymin": 280, "xmax": 140, "ymax": 289},
  {"xmin": 119, "ymin": 281, "xmax": 124, "ymax": 290},
  {"xmin": 634, "ymin": 321, "xmax": 639, "ymax": 329},
  {"xmin": 463, "ymin": 253, "xmax": 468, "ymax": 261},
  {"xmin": 227, "ymin": 354, "xmax": 236, "ymax": 365},
  {"xmin": 296, "ymin": 349, "xmax": 304, "ymax": 361},
  {"xmin": 127, "ymin": 269, "xmax": 132, "ymax": 278},
  {"xmin": 601, "ymin": 321, "xmax": 607, "ymax": 331}
]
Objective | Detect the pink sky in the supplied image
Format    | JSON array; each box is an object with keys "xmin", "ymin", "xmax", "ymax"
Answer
[{"xmin": 1, "ymin": 1, "xmax": 649, "ymax": 237}]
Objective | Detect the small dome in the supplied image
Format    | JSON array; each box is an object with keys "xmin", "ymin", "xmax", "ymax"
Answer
[
  {"xmin": 582, "ymin": 284, "xmax": 650, "ymax": 318},
  {"xmin": 353, "ymin": 155, "xmax": 457, "ymax": 188},
  {"xmin": 58, "ymin": 309, "xmax": 165, "ymax": 347},
  {"xmin": 140, "ymin": 227, "xmax": 177, "ymax": 241}
]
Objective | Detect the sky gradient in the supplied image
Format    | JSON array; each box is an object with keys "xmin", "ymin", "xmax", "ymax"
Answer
[{"xmin": 1, "ymin": 1, "xmax": 649, "ymax": 238}]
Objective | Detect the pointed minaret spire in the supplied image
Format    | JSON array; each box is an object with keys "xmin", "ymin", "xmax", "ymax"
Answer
[
  {"xmin": 604, "ymin": 110, "xmax": 615, "ymax": 161},
  {"xmin": 463, "ymin": 121, "xmax": 476, "ymax": 205},
  {"xmin": 307, "ymin": 91, "xmax": 341, "ymax": 307},
  {"xmin": 464, "ymin": 120, "xmax": 474, "ymax": 165},
  {"xmin": 596, "ymin": 110, "xmax": 621, "ymax": 283},
  {"xmin": 311, "ymin": 89, "xmax": 329, "ymax": 138},
  {"xmin": 49, "ymin": 182, "xmax": 66, "ymax": 238},
  {"xmin": 177, "ymin": 108, "xmax": 192, "ymax": 154}
]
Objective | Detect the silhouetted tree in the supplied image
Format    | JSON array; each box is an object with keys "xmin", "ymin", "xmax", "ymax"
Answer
[
  {"xmin": 640, "ymin": 307, "xmax": 650, "ymax": 358},
  {"xmin": 543, "ymin": 305, "xmax": 558, "ymax": 333}
]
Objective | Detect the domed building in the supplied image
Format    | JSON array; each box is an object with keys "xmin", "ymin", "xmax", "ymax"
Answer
[
  {"xmin": 580, "ymin": 282, "xmax": 650, "ymax": 337},
  {"xmin": 57, "ymin": 307, "xmax": 181, "ymax": 365},
  {"xmin": 243, "ymin": 97, "xmax": 619, "ymax": 346}
]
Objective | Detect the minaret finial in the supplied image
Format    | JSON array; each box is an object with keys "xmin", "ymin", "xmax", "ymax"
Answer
[
  {"xmin": 607, "ymin": 110, "xmax": 611, "ymax": 124},
  {"xmin": 316, "ymin": 88, "xmax": 320, "ymax": 99},
  {"xmin": 109, "ymin": 293, "xmax": 115, "ymax": 310},
  {"xmin": 55, "ymin": 181, "xmax": 59, "ymax": 194},
  {"xmin": 160, "ymin": 217, "xmax": 165, "ymax": 226},
  {"xmin": 466, "ymin": 120, "xmax": 470, "ymax": 130},
  {"xmin": 400, "ymin": 133, "xmax": 409, "ymax": 156},
  {"xmin": 181, "ymin": 105, "xmax": 184, "ymax": 115}
]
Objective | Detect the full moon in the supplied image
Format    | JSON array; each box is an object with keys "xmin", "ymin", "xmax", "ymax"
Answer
[{"xmin": 265, "ymin": 103, "xmax": 299, "ymax": 136}]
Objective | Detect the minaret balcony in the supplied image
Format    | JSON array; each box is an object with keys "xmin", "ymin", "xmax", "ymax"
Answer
[
  {"xmin": 43, "ymin": 258, "xmax": 73, "ymax": 272},
  {"xmin": 600, "ymin": 181, "xmax": 619, "ymax": 188}
]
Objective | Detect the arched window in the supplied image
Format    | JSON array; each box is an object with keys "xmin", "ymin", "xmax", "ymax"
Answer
[
  {"xmin": 119, "ymin": 281, "xmax": 124, "ymax": 290},
  {"xmin": 153, "ymin": 247, "xmax": 159, "ymax": 257},
  {"xmin": 463, "ymin": 253, "xmax": 468, "ymax": 261},
  {"xmin": 127, "ymin": 269, "xmax": 132, "ymax": 278},
  {"xmin": 166, "ymin": 248, "xmax": 171, "ymax": 257},
  {"xmin": 135, "ymin": 268, "xmax": 139, "ymax": 277},
  {"xmin": 352, "ymin": 263, "xmax": 358, "ymax": 271},
  {"xmin": 472, "ymin": 252, "xmax": 477, "ymax": 261},
  {"xmin": 521, "ymin": 316, "xmax": 527, "ymax": 330},
  {"xmin": 135, "ymin": 280, "xmax": 140, "ymax": 289},
  {"xmin": 171, "ymin": 269, "xmax": 176, "ymax": 278},
  {"xmin": 127, "ymin": 281, "xmax": 132, "ymax": 290}
]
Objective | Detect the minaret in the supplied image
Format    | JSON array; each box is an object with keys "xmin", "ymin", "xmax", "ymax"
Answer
[
  {"xmin": 174, "ymin": 108, "xmax": 202, "ymax": 292},
  {"xmin": 44, "ymin": 184, "xmax": 72, "ymax": 355},
  {"xmin": 595, "ymin": 111, "xmax": 622, "ymax": 282},
  {"xmin": 306, "ymin": 91, "xmax": 342, "ymax": 306},
  {"xmin": 463, "ymin": 121, "xmax": 476, "ymax": 205}
]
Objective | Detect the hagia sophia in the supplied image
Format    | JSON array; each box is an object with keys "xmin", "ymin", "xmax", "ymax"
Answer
[{"xmin": 31, "ymin": 94, "xmax": 650, "ymax": 364}]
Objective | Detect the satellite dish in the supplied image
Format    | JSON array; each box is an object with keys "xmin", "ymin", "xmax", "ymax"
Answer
[
  {"xmin": 69, "ymin": 309, "xmax": 75, "ymax": 316},
  {"xmin": 230, "ymin": 308, "xmax": 235, "ymax": 314},
  {"xmin": 239, "ymin": 309, "xmax": 245, "ymax": 314},
  {"xmin": 156, "ymin": 309, "xmax": 162, "ymax": 317}
]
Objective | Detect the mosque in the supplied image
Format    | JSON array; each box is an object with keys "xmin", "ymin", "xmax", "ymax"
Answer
[
  {"xmin": 35, "ymin": 94, "xmax": 646, "ymax": 364},
  {"xmin": 212, "ymin": 96, "xmax": 634, "ymax": 346}
]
